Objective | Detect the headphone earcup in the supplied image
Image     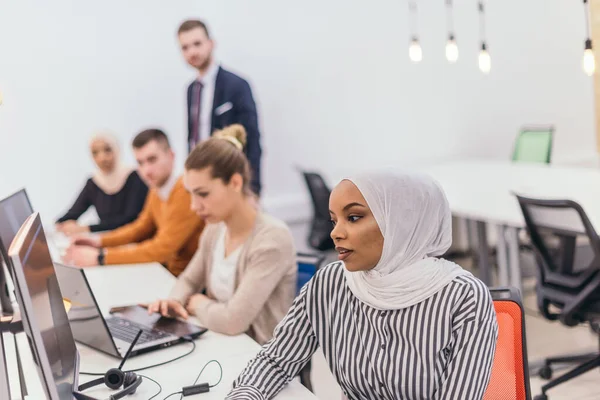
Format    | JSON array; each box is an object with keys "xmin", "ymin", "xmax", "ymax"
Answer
[
  {"xmin": 123, "ymin": 372, "xmax": 139, "ymax": 393},
  {"xmin": 104, "ymin": 368, "xmax": 125, "ymax": 390}
]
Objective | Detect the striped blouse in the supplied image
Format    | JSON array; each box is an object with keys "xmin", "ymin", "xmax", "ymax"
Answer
[{"xmin": 227, "ymin": 262, "xmax": 498, "ymax": 400}]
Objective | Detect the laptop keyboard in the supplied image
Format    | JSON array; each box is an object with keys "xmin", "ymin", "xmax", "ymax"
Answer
[{"xmin": 106, "ymin": 317, "xmax": 171, "ymax": 345}]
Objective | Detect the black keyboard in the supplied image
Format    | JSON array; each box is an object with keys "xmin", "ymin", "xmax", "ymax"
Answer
[{"xmin": 106, "ymin": 317, "xmax": 171, "ymax": 345}]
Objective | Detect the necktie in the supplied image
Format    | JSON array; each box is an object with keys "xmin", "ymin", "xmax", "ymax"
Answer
[{"xmin": 190, "ymin": 80, "xmax": 204, "ymax": 150}]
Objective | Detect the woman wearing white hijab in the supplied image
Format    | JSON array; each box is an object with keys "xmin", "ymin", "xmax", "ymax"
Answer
[
  {"xmin": 56, "ymin": 132, "xmax": 148, "ymax": 235},
  {"xmin": 227, "ymin": 172, "xmax": 498, "ymax": 400}
]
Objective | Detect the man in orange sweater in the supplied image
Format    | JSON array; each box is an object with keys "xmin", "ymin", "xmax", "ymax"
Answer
[{"xmin": 65, "ymin": 129, "xmax": 204, "ymax": 276}]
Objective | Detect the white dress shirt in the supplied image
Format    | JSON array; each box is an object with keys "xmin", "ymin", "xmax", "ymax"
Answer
[
  {"xmin": 197, "ymin": 62, "xmax": 220, "ymax": 141},
  {"xmin": 157, "ymin": 173, "xmax": 178, "ymax": 202}
]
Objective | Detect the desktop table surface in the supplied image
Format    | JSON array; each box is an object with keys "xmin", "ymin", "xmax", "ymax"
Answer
[
  {"xmin": 421, "ymin": 159, "xmax": 600, "ymax": 229},
  {"xmin": 9, "ymin": 262, "xmax": 316, "ymax": 399}
]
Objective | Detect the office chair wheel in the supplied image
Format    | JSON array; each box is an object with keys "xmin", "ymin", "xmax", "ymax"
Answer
[
  {"xmin": 538, "ymin": 365, "xmax": 553, "ymax": 380},
  {"xmin": 533, "ymin": 394, "xmax": 548, "ymax": 400}
]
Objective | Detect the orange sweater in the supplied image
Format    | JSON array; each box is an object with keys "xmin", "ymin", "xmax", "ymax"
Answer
[{"xmin": 100, "ymin": 177, "xmax": 204, "ymax": 276}]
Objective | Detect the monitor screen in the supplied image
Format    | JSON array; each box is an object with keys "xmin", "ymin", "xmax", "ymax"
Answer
[
  {"xmin": 0, "ymin": 189, "xmax": 33, "ymax": 314},
  {"xmin": 9, "ymin": 213, "xmax": 78, "ymax": 400},
  {"xmin": 0, "ymin": 189, "xmax": 33, "ymax": 258}
]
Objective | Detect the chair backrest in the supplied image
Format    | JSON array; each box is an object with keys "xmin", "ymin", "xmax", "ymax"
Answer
[
  {"xmin": 512, "ymin": 126, "xmax": 554, "ymax": 164},
  {"xmin": 515, "ymin": 195, "xmax": 600, "ymax": 289},
  {"xmin": 296, "ymin": 252, "xmax": 326, "ymax": 295},
  {"xmin": 484, "ymin": 287, "xmax": 531, "ymax": 400},
  {"xmin": 302, "ymin": 172, "xmax": 331, "ymax": 220}
]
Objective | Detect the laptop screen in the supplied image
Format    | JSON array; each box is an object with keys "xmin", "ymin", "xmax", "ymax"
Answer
[
  {"xmin": 54, "ymin": 263, "xmax": 119, "ymax": 357},
  {"xmin": 9, "ymin": 213, "xmax": 78, "ymax": 400}
]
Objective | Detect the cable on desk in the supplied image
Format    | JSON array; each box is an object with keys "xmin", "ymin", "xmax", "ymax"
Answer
[
  {"xmin": 138, "ymin": 374, "xmax": 162, "ymax": 400},
  {"xmin": 80, "ymin": 339, "xmax": 197, "ymax": 376},
  {"xmin": 194, "ymin": 359, "xmax": 223, "ymax": 388},
  {"xmin": 161, "ymin": 391, "xmax": 183, "ymax": 400},
  {"xmin": 179, "ymin": 359, "xmax": 223, "ymax": 399}
]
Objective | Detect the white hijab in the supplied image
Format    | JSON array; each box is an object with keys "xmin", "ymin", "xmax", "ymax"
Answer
[
  {"xmin": 90, "ymin": 132, "xmax": 133, "ymax": 195},
  {"xmin": 343, "ymin": 171, "xmax": 472, "ymax": 310}
]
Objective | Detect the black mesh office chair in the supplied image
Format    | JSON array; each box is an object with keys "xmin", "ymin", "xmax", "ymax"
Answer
[
  {"xmin": 516, "ymin": 195, "xmax": 600, "ymax": 400},
  {"xmin": 301, "ymin": 171, "xmax": 334, "ymax": 251}
]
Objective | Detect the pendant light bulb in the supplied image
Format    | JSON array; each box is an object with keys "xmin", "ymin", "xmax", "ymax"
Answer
[
  {"xmin": 409, "ymin": 38, "xmax": 423, "ymax": 63},
  {"xmin": 583, "ymin": 39, "xmax": 596, "ymax": 76},
  {"xmin": 478, "ymin": 43, "xmax": 491, "ymax": 74},
  {"xmin": 446, "ymin": 34, "xmax": 459, "ymax": 63}
]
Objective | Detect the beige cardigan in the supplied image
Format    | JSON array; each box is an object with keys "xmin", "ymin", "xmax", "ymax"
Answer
[{"xmin": 169, "ymin": 213, "xmax": 297, "ymax": 344}]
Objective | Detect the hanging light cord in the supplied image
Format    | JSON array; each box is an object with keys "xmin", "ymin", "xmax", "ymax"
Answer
[
  {"xmin": 478, "ymin": 1, "xmax": 486, "ymax": 44},
  {"xmin": 446, "ymin": 0, "xmax": 454, "ymax": 37},
  {"xmin": 409, "ymin": 0, "xmax": 418, "ymax": 40},
  {"xmin": 584, "ymin": 0, "xmax": 591, "ymax": 40},
  {"xmin": 479, "ymin": 1, "xmax": 485, "ymax": 45}
]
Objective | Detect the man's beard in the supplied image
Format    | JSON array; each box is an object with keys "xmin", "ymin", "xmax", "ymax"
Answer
[{"xmin": 195, "ymin": 56, "xmax": 212, "ymax": 72}]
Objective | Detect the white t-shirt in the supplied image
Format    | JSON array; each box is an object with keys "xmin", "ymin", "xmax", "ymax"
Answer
[{"xmin": 209, "ymin": 224, "xmax": 242, "ymax": 302}]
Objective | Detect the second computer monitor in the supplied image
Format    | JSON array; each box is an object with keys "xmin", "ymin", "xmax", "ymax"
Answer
[
  {"xmin": 0, "ymin": 188, "xmax": 34, "ymax": 315},
  {"xmin": 9, "ymin": 212, "xmax": 79, "ymax": 400}
]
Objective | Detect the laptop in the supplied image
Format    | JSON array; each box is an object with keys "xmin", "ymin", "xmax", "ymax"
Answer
[
  {"xmin": 54, "ymin": 263, "xmax": 207, "ymax": 358},
  {"xmin": 8, "ymin": 212, "xmax": 80, "ymax": 399}
]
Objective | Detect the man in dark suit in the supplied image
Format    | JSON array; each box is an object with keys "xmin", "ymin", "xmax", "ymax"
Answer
[{"xmin": 178, "ymin": 19, "xmax": 262, "ymax": 195}]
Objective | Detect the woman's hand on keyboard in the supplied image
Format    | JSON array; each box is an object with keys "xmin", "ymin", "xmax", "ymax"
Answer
[{"xmin": 147, "ymin": 299, "xmax": 189, "ymax": 319}]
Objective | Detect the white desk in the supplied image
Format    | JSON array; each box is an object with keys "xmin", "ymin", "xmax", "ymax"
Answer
[
  {"xmin": 421, "ymin": 160, "xmax": 600, "ymax": 292},
  {"xmin": 7, "ymin": 263, "xmax": 315, "ymax": 399}
]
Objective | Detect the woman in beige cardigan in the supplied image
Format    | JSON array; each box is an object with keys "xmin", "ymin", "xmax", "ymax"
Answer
[{"xmin": 147, "ymin": 125, "xmax": 296, "ymax": 345}]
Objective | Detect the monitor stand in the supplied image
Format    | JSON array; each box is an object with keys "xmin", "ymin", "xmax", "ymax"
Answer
[{"xmin": 1, "ymin": 312, "xmax": 27, "ymax": 399}]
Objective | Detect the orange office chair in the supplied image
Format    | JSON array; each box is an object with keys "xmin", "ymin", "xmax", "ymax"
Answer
[{"xmin": 484, "ymin": 287, "xmax": 532, "ymax": 400}]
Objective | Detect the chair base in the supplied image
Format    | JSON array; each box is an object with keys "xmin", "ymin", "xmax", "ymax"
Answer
[
  {"xmin": 537, "ymin": 352, "xmax": 598, "ymax": 380},
  {"xmin": 536, "ymin": 352, "xmax": 600, "ymax": 399}
]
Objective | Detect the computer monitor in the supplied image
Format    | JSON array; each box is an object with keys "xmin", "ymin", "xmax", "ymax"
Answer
[
  {"xmin": 0, "ymin": 331, "xmax": 11, "ymax": 400},
  {"xmin": 8, "ymin": 212, "xmax": 79, "ymax": 400},
  {"xmin": 0, "ymin": 188, "xmax": 34, "ymax": 315}
]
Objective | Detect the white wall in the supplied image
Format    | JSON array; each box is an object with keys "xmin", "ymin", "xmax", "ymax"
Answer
[
  {"xmin": 0, "ymin": 0, "xmax": 212, "ymax": 224},
  {"xmin": 0, "ymin": 0, "xmax": 596, "ymax": 224}
]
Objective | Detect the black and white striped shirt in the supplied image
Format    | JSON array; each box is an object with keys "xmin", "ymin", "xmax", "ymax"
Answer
[{"xmin": 227, "ymin": 262, "xmax": 498, "ymax": 400}]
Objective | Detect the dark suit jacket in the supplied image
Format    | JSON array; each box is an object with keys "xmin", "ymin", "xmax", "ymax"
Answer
[{"xmin": 187, "ymin": 66, "xmax": 262, "ymax": 195}]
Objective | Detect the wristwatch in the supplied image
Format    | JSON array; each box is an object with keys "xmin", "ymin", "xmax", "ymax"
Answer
[{"xmin": 97, "ymin": 248, "xmax": 105, "ymax": 266}]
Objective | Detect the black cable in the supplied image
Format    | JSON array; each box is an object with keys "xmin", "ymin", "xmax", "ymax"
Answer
[
  {"xmin": 584, "ymin": 0, "xmax": 591, "ymax": 38},
  {"xmin": 408, "ymin": 0, "xmax": 418, "ymax": 39},
  {"xmin": 179, "ymin": 359, "xmax": 224, "ymax": 399},
  {"xmin": 138, "ymin": 374, "xmax": 162, "ymax": 400},
  {"xmin": 162, "ymin": 392, "xmax": 182, "ymax": 400},
  {"xmin": 194, "ymin": 360, "xmax": 223, "ymax": 388},
  {"xmin": 478, "ymin": 1, "xmax": 486, "ymax": 42},
  {"xmin": 80, "ymin": 340, "xmax": 196, "ymax": 376},
  {"xmin": 445, "ymin": 0, "xmax": 454, "ymax": 35}
]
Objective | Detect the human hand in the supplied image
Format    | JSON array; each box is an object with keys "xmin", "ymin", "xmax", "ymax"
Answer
[
  {"xmin": 70, "ymin": 235, "xmax": 101, "ymax": 248},
  {"xmin": 64, "ymin": 245, "xmax": 100, "ymax": 267},
  {"xmin": 147, "ymin": 299, "xmax": 189, "ymax": 319},
  {"xmin": 61, "ymin": 221, "xmax": 90, "ymax": 236}
]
